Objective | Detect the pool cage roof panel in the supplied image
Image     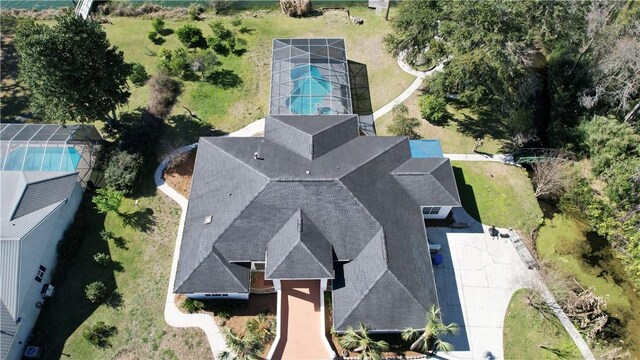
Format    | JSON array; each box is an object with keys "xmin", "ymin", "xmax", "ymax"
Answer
[
  {"xmin": 270, "ymin": 38, "xmax": 352, "ymax": 115},
  {"xmin": 0, "ymin": 124, "xmax": 101, "ymax": 144},
  {"xmin": 0, "ymin": 124, "xmax": 102, "ymax": 172}
]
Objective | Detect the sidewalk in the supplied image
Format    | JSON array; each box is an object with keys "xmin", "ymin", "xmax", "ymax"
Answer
[{"xmin": 445, "ymin": 153, "xmax": 515, "ymax": 165}]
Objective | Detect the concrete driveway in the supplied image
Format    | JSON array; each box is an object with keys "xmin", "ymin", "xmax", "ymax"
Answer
[{"xmin": 428, "ymin": 208, "xmax": 533, "ymax": 360}]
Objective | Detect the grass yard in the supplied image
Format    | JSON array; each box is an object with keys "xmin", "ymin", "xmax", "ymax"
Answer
[
  {"xmin": 503, "ymin": 289, "xmax": 581, "ymax": 359},
  {"xmin": 102, "ymin": 7, "xmax": 414, "ymax": 132},
  {"xmin": 375, "ymin": 85, "xmax": 507, "ymax": 154},
  {"xmin": 452, "ymin": 161, "xmax": 542, "ymax": 234},
  {"xmin": 537, "ymin": 212, "xmax": 640, "ymax": 357},
  {"xmin": 32, "ymin": 183, "xmax": 211, "ymax": 359}
]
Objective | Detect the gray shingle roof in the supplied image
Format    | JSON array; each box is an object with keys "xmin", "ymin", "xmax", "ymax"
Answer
[
  {"xmin": 176, "ymin": 115, "xmax": 460, "ymax": 331},
  {"xmin": 266, "ymin": 209, "xmax": 334, "ymax": 279}
]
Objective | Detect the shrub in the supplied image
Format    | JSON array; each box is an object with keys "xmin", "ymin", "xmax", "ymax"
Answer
[
  {"xmin": 93, "ymin": 252, "xmax": 111, "ymax": 266},
  {"xmin": 176, "ymin": 24, "xmax": 206, "ymax": 48},
  {"xmin": 158, "ymin": 48, "xmax": 194, "ymax": 79},
  {"xmin": 419, "ymin": 94, "xmax": 448, "ymax": 125},
  {"xmin": 182, "ymin": 298, "xmax": 204, "ymax": 313},
  {"xmin": 209, "ymin": 21, "xmax": 234, "ymax": 41},
  {"xmin": 148, "ymin": 74, "xmax": 183, "ymax": 118},
  {"xmin": 207, "ymin": 36, "xmax": 230, "ymax": 56},
  {"xmin": 104, "ymin": 151, "xmax": 144, "ymax": 195},
  {"xmin": 85, "ymin": 281, "xmax": 108, "ymax": 303},
  {"xmin": 216, "ymin": 309, "xmax": 231, "ymax": 320},
  {"xmin": 148, "ymin": 30, "xmax": 163, "ymax": 45},
  {"xmin": 151, "ymin": 18, "xmax": 165, "ymax": 32},
  {"xmin": 129, "ymin": 63, "xmax": 149, "ymax": 87},
  {"xmin": 82, "ymin": 321, "xmax": 117, "ymax": 348},
  {"xmin": 231, "ymin": 18, "xmax": 242, "ymax": 27},
  {"xmin": 387, "ymin": 104, "xmax": 421, "ymax": 139},
  {"xmin": 92, "ymin": 188, "xmax": 123, "ymax": 214},
  {"xmin": 188, "ymin": 4, "xmax": 204, "ymax": 21}
]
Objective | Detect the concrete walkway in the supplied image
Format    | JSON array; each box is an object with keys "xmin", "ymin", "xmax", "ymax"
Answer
[
  {"xmin": 428, "ymin": 208, "xmax": 594, "ymax": 360},
  {"xmin": 156, "ymin": 144, "xmax": 228, "ymax": 360},
  {"xmin": 444, "ymin": 153, "xmax": 515, "ymax": 165}
]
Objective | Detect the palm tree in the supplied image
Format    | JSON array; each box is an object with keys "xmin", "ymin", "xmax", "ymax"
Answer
[
  {"xmin": 245, "ymin": 313, "xmax": 276, "ymax": 343},
  {"xmin": 339, "ymin": 322, "xmax": 389, "ymax": 360},
  {"xmin": 401, "ymin": 305, "xmax": 459, "ymax": 355},
  {"xmin": 216, "ymin": 328, "xmax": 262, "ymax": 360}
]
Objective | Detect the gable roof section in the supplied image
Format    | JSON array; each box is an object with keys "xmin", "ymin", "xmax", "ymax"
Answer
[
  {"xmin": 12, "ymin": 172, "xmax": 77, "ymax": 219},
  {"xmin": 264, "ymin": 114, "xmax": 359, "ymax": 159},
  {"xmin": 266, "ymin": 209, "xmax": 334, "ymax": 280},
  {"xmin": 392, "ymin": 158, "xmax": 461, "ymax": 207},
  {"xmin": 174, "ymin": 138, "xmax": 269, "ymax": 293}
]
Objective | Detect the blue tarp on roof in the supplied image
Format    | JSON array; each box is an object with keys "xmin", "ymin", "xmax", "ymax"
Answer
[{"xmin": 409, "ymin": 140, "xmax": 444, "ymax": 158}]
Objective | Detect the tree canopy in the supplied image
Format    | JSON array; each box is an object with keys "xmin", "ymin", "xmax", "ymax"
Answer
[{"xmin": 15, "ymin": 12, "xmax": 132, "ymax": 123}]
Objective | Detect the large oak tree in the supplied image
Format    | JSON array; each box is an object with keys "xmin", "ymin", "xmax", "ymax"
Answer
[{"xmin": 15, "ymin": 12, "xmax": 131, "ymax": 123}]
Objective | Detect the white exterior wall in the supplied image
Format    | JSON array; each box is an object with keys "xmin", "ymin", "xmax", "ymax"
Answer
[
  {"xmin": 4, "ymin": 184, "xmax": 83, "ymax": 360},
  {"xmin": 187, "ymin": 293, "xmax": 249, "ymax": 300},
  {"xmin": 422, "ymin": 206, "xmax": 452, "ymax": 220}
]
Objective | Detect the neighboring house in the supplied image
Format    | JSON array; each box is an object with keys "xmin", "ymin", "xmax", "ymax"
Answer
[
  {"xmin": 174, "ymin": 39, "xmax": 461, "ymax": 341},
  {"xmin": 0, "ymin": 124, "xmax": 100, "ymax": 360}
]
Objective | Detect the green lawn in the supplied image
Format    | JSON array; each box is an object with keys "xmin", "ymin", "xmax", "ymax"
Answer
[
  {"xmin": 503, "ymin": 289, "xmax": 581, "ymax": 359},
  {"xmin": 102, "ymin": 7, "xmax": 414, "ymax": 132},
  {"xmin": 33, "ymin": 183, "xmax": 211, "ymax": 359},
  {"xmin": 537, "ymin": 212, "xmax": 640, "ymax": 357},
  {"xmin": 375, "ymin": 84, "xmax": 507, "ymax": 154},
  {"xmin": 452, "ymin": 161, "xmax": 542, "ymax": 234}
]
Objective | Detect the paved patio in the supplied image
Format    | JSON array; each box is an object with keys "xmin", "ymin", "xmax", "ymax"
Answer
[
  {"xmin": 270, "ymin": 280, "xmax": 331, "ymax": 360},
  {"xmin": 427, "ymin": 208, "xmax": 532, "ymax": 360}
]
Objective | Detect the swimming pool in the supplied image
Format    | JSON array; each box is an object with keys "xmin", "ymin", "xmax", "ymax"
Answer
[
  {"xmin": 286, "ymin": 65, "xmax": 332, "ymax": 115},
  {"xmin": 409, "ymin": 140, "xmax": 444, "ymax": 158},
  {"xmin": 1, "ymin": 147, "xmax": 81, "ymax": 171}
]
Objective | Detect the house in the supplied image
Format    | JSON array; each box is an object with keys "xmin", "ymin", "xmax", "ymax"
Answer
[
  {"xmin": 174, "ymin": 39, "xmax": 461, "ymax": 347},
  {"xmin": 0, "ymin": 124, "xmax": 100, "ymax": 360}
]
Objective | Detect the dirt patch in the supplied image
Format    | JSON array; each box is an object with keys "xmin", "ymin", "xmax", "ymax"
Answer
[{"xmin": 163, "ymin": 150, "xmax": 196, "ymax": 197}]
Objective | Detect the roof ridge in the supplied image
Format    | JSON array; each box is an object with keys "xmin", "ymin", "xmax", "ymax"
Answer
[
  {"xmin": 23, "ymin": 171, "xmax": 78, "ymax": 185},
  {"xmin": 266, "ymin": 210, "xmax": 304, "ymax": 276},
  {"xmin": 202, "ymin": 138, "xmax": 271, "ymax": 182},
  {"xmin": 174, "ymin": 248, "xmax": 247, "ymax": 292},
  {"xmin": 334, "ymin": 267, "xmax": 387, "ymax": 329},
  {"xmin": 386, "ymin": 269, "xmax": 428, "ymax": 313},
  {"xmin": 339, "ymin": 137, "xmax": 407, "ymax": 180}
]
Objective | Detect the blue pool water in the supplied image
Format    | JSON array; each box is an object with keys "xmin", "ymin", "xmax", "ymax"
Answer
[
  {"xmin": 2, "ymin": 147, "xmax": 81, "ymax": 171},
  {"xmin": 409, "ymin": 140, "xmax": 444, "ymax": 158},
  {"xmin": 287, "ymin": 65, "xmax": 332, "ymax": 115}
]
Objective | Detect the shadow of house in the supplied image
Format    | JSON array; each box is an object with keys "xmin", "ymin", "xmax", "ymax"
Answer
[
  {"xmin": 428, "ymin": 226, "xmax": 471, "ymax": 352},
  {"xmin": 30, "ymin": 194, "xmax": 119, "ymax": 359},
  {"xmin": 452, "ymin": 166, "xmax": 482, "ymax": 225},
  {"xmin": 348, "ymin": 60, "xmax": 375, "ymax": 136}
]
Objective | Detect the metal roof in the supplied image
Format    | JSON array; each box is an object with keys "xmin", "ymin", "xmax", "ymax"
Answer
[{"xmin": 269, "ymin": 39, "xmax": 352, "ymax": 116}]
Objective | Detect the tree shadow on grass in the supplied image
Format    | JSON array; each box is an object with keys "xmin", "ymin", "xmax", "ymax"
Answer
[
  {"xmin": 207, "ymin": 69, "xmax": 243, "ymax": 89},
  {"xmin": 447, "ymin": 100, "xmax": 510, "ymax": 142},
  {"xmin": 30, "ymin": 194, "xmax": 119, "ymax": 359},
  {"xmin": 163, "ymin": 113, "xmax": 227, "ymax": 146},
  {"xmin": 232, "ymin": 48, "xmax": 248, "ymax": 57},
  {"xmin": 158, "ymin": 28, "xmax": 174, "ymax": 36},
  {"xmin": 105, "ymin": 290, "xmax": 124, "ymax": 310},
  {"xmin": 120, "ymin": 208, "xmax": 156, "ymax": 233}
]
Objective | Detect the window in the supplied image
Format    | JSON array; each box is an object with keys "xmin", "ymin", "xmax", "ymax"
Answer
[
  {"xmin": 253, "ymin": 262, "xmax": 265, "ymax": 271},
  {"xmin": 205, "ymin": 293, "xmax": 228, "ymax": 297},
  {"xmin": 35, "ymin": 265, "xmax": 46, "ymax": 283},
  {"xmin": 422, "ymin": 207, "xmax": 441, "ymax": 215}
]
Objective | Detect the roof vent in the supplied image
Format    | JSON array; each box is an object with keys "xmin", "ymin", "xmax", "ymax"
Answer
[
  {"xmin": 204, "ymin": 215, "xmax": 212, "ymax": 225},
  {"xmin": 305, "ymin": 170, "xmax": 310, "ymax": 174}
]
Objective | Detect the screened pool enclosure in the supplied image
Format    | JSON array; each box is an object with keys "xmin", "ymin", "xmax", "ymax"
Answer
[
  {"xmin": 0, "ymin": 124, "xmax": 101, "ymax": 184},
  {"xmin": 269, "ymin": 38, "xmax": 352, "ymax": 116}
]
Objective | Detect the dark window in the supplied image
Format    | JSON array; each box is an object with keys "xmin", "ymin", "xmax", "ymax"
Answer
[
  {"xmin": 35, "ymin": 265, "xmax": 46, "ymax": 282},
  {"xmin": 422, "ymin": 207, "xmax": 442, "ymax": 215},
  {"xmin": 253, "ymin": 262, "xmax": 265, "ymax": 271}
]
